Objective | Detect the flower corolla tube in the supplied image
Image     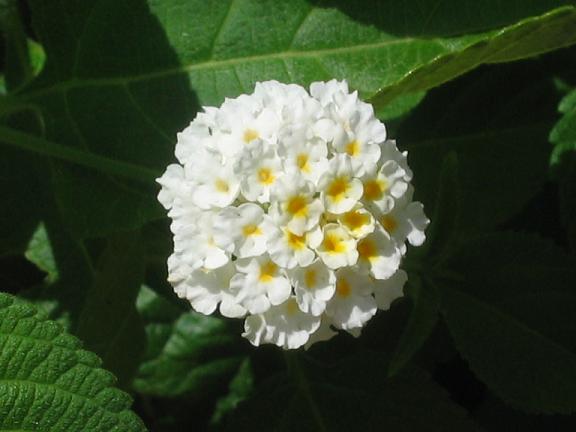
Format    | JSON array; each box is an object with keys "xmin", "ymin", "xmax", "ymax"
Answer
[{"xmin": 157, "ymin": 80, "xmax": 429, "ymax": 349}]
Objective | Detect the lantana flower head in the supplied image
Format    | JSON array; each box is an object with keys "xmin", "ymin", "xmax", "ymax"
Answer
[{"xmin": 157, "ymin": 79, "xmax": 429, "ymax": 350}]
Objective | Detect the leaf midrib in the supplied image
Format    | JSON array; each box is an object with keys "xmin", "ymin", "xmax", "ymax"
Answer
[{"xmin": 18, "ymin": 36, "xmax": 427, "ymax": 100}]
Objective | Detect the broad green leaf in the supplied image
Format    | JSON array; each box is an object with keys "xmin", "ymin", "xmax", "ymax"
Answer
[
  {"xmin": 23, "ymin": 226, "xmax": 146, "ymax": 388},
  {"xmin": 370, "ymin": 7, "xmax": 576, "ymax": 108},
  {"xmin": 5, "ymin": 0, "xmax": 572, "ymax": 237},
  {"xmin": 0, "ymin": 292, "xmax": 146, "ymax": 431},
  {"xmin": 133, "ymin": 286, "xmax": 247, "ymax": 398},
  {"xmin": 550, "ymin": 88, "xmax": 576, "ymax": 249},
  {"xmin": 387, "ymin": 276, "xmax": 439, "ymax": 377},
  {"xmin": 441, "ymin": 233, "xmax": 576, "ymax": 413},
  {"xmin": 227, "ymin": 351, "xmax": 482, "ymax": 431}
]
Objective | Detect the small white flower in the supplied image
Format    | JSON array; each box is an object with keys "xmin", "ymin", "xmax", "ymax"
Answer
[
  {"xmin": 356, "ymin": 225, "xmax": 402, "ymax": 280},
  {"xmin": 325, "ymin": 267, "xmax": 377, "ymax": 330},
  {"xmin": 361, "ymin": 159, "xmax": 408, "ymax": 214},
  {"xmin": 243, "ymin": 297, "xmax": 321, "ymax": 349},
  {"xmin": 174, "ymin": 110, "xmax": 217, "ymax": 164},
  {"xmin": 230, "ymin": 255, "xmax": 292, "ymax": 314},
  {"xmin": 318, "ymin": 154, "xmax": 363, "ymax": 214},
  {"xmin": 156, "ymin": 164, "xmax": 190, "ymax": 210},
  {"xmin": 374, "ymin": 269, "xmax": 407, "ymax": 310},
  {"xmin": 337, "ymin": 205, "xmax": 375, "ymax": 239},
  {"xmin": 187, "ymin": 149, "xmax": 240, "ymax": 209},
  {"xmin": 172, "ymin": 210, "xmax": 232, "ymax": 270},
  {"xmin": 266, "ymin": 224, "xmax": 322, "ymax": 269},
  {"xmin": 212, "ymin": 95, "xmax": 280, "ymax": 158},
  {"xmin": 173, "ymin": 262, "xmax": 246, "ymax": 318},
  {"xmin": 304, "ymin": 315, "xmax": 338, "ymax": 349},
  {"xmin": 270, "ymin": 174, "xmax": 324, "ymax": 236},
  {"xmin": 278, "ymin": 127, "xmax": 330, "ymax": 185},
  {"xmin": 289, "ymin": 259, "xmax": 336, "ymax": 316},
  {"xmin": 311, "ymin": 79, "xmax": 386, "ymax": 176},
  {"xmin": 158, "ymin": 79, "xmax": 428, "ymax": 350},
  {"xmin": 377, "ymin": 186, "xmax": 430, "ymax": 253},
  {"xmin": 316, "ymin": 223, "xmax": 358, "ymax": 269},
  {"xmin": 213, "ymin": 203, "xmax": 268, "ymax": 258},
  {"xmin": 237, "ymin": 143, "xmax": 282, "ymax": 203}
]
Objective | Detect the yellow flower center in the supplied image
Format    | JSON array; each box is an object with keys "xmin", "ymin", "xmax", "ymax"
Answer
[
  {"xmin": 304, "ymin": 269, "xmax": 317, "ymax": 289},
  {"xmin": 259, "ymin": 261, "xmax": 277, "ymax": 282},
  {"xmin": 242, "ymin": 224, "xmax": 262, "ymax": 237},
  {"xmin": 296, "ymin": 153, "xmax": 311, "ymax": 173},
  {"xmin": 381, "ymin": 215, "xmax": 397, "ymax": 233},
  {"xmin": 342, "ymin": 210, "xmax": 370, "ymax": 233},
  {"xmin": 215, "ymin": 178, "xmax": 229, "ymax": 193},
  {"xmin": 323, "ymin": 231, "xmax": 346, "ymax": 254},
  {"xmin": 258, "ymin": 167, "xmax": 275, "ymax": 185},
  {"xmin": 286, "ymin": 195, "xmax": 308, "ymax": 217},
  {"xmin": 243, "ymin": 128, "xmax": 259, "ymax": 143},
  {"xmin": 327, "ymin": 176, "xmax": 349, "ymax": 203},
  {"xmin": 336, "ymin": 278, "xmax": 352, "ymax": 298},
  {"xmin": 286, "ymin": 230, "xmax": 306, "ymax": 250},
  {"xmin": 345, "ymin": 140, "xmax": 360, "ymax": 157},
  {"xmin": 357, "ymin": 238, "xmax": 377, "ymax": 262},
  {"xmin": 363, "ymin": 179, "xmax": 386, "ymax": 201}
]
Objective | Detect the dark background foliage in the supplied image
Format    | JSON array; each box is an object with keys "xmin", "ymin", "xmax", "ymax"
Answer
[{"xmin": 0, "ymin": 0, "xmax": 575, "ymax": 430}]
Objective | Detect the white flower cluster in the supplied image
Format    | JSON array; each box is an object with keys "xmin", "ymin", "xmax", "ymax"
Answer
[{"xmin": 157, "ymin": 80, "xmax": 429, "ymax": 350}]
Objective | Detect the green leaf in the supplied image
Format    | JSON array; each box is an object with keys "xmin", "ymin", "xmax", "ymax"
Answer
[
  {"xmin": 73, "ymin": 232, "xmax": 146, "ymax": 388},
  {"xmin": 211, "ymin": 358, "xmax": 254, "ymax": 426},
  {"xmin": 440, "ymin": 233, "xmax": 576, "ymax": 414},
  {"xmin": 418, "ymin": 152, "xmax": 461, "ymax": 261},
  {"xmin": 0, "ymin": 292, "xmax": 146, "ymax": 431},
  {"xmin": 370, "ymin": 7, "xmax": 576, "ymax": 108},
  {"xmin": 550, "ymin": 88, "xmax": 576, "ymax": 250},
  {"xmin": 133, "ymin": 286, "xmax": 247, "ymax": 398},
  {"xmin": 23, "ymin": 227, "xmax": 146, "ymax": 388},
  {"xmin": 0, "ymin": 110, "xmax": 45, "ymax": 256},
  {"xmin": 24, "ymin": 223, "xmax": 57, "ymax": 283},
  {"xmin": 0, "ymin": 0, "xmax": 45, "ymax": 91},
  {"xmin": 228, "ymin": 351, "xmax": 482, "ymax": 431},
  {"xmin": 7, "ymin": 0, "xmax": 573, "ymax": 237},
  {"xmin": 0, "ymin": 145, "xmax": 43, "ymax": 255},
  {"xmin": 405, "ymin": 123, "xmax": 551, "ymax": 235},
  {"xmin": 387, "ymin": 276, "xmax": 440, "ymax": 377}
]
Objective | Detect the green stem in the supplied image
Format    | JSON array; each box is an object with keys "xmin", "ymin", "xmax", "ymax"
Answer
[{"xmin": 0, "ymin": 125, "xmax": 159, "ymax": 183}]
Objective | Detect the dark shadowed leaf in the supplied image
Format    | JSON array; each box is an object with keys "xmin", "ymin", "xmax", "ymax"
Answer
[
  {"xmin": 24, "ymin": 226, "xmax": 146, "ymax": 388},
  {"xmin": 227, "ymin": 350, "xmax": 482, "ymax": 431},
  {"xmin": 441, "ymin": 233, "xmax": 576, "ymax": 413},
  {"xmin": 550, "ymin": 88, "xmax": 576, "ymax": 249},
  {"xmin": 133, "ymin": 286, "xmax": 248, "ymax": 398},
  {"xmin": 387, "ymin": 276, "xmax": 440, "ymax": 377}
]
